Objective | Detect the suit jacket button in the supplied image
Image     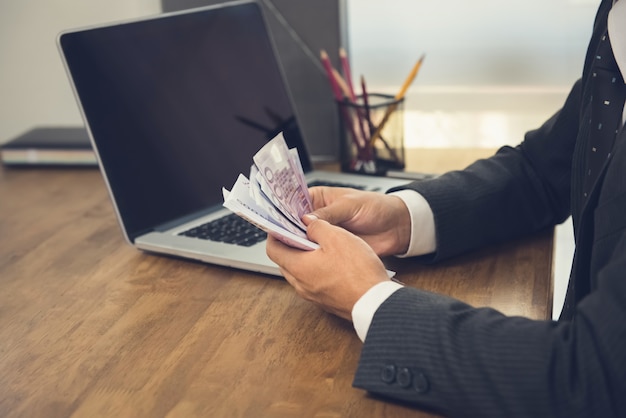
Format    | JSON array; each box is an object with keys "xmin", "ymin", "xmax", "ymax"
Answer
[
  {"xmin": 397, "ymin": 367, "xmax": 413, "ymax": 388},
  {"xmin": 380, "ymin": 364, "xmax": 396, "ymax": 384},
  {"xmin": 413, "ymin": 372, "xmax": 430, "ymax": 393}
]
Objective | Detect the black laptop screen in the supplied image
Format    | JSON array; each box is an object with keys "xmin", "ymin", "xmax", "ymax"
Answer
[{"xmin": 59, "ymin": 2, "xmax": 310, "ymax": 241}]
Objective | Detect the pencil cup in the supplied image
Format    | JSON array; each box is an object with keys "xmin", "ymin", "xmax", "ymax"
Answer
[{"xmin": 337, "ymin": 93, "xmax": 405, "ymax": 175}]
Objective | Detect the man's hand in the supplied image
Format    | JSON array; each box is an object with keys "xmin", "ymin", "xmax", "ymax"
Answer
[
  {"xmin": 266, "ymin": 216, "xmax": 390, "ymax": 321},
  {"xmin": 307, "ymin": 186, "xmax": 412, "ymax": 256}
]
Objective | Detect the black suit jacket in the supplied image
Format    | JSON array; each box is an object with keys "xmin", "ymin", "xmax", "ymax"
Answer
[{"xmin": 353, "ymin": 1, "xmax": 626, "ymax": 417}]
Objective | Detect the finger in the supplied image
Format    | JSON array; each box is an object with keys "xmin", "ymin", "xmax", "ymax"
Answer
[
  {"xmin": 310, "ymin": 197, "xmax": 357, "ymax": 226},
  {"xmin": 309, "ymin": 187, "xmax": 352, "ymax": 219},
  {"xmin": 277, "ymin": 265, "xmax": 301, "ymax": 292},
  {"xmin": 265, "ymin": 235, "xmax": 301, "ymax": 270},
  {"xmin": 305, "ymin": 217, "xmax": 343, "ymax": 246},
  {"xmin": 274, "ymin": 258, "xmax": 316, "ymax": 305},
  {"xmin": 302, "ymin": 213, "xmax": 317, "ymax": 226},
  {"xmin": 308, "ymin": 186, "xmax": 333, "ymax": 210}
]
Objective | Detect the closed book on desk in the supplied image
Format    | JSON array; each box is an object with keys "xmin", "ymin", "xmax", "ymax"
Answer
[{"xmin": 0, "ymin": 126, "xmax": 97, "ymax": 166}]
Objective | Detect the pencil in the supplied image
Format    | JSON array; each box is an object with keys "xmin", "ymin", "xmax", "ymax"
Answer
[
  {"xmin": 332, "ymin": 68, "xmax": 368, "ymax": 149},
  {"xmin": 368, "ymin": 54, "xmax": 425, "ymax": 147},
  {"xmin": 320, "ymin": 49, "xmax": 344, "ymax": 102},
  {"xmin": 358, "ymin": 75, "xmax": 374, "ymax": 160},
  {"xmin": 360, "ymin": 75, "xmax": 373, "ymax": 140},
  {"xmin": 320, "ymin": 50, "xmax": 364, "ymax": 151},
  {"xmin": 394, "ymin": 53, "xmax": 425, "ymax": 101},
  {"xmin": 339, "ymin": 47, "xmax": 356, "ymax": 100},
  {"xmin": 331, "ymin": 68, "xmax": 353, "ymax": 99},
  {"xmin": 361, "ymin": 76, "xmax": 401, "ymax": 164},
  {"xmin": 340, "ymin": 51, "xmax": 370, "ymax": 151}
]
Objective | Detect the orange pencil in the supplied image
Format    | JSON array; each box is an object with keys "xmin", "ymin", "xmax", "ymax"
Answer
[
  {"xmin": 393, "ymin": 53, "xmax": 425, "ymax": 101},
  {"xmin": 368, "ymin": 54, "xmax": 425, "ymax": 147}
]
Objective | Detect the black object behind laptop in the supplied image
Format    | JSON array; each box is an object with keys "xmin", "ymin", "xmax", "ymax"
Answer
[
  {"xmin": 57, "ymin": 0, "xmax": 408, "ymax": 275},
  {"xmin": 0, "ymin": 126, "xmax": 95, "ymax": 167}
]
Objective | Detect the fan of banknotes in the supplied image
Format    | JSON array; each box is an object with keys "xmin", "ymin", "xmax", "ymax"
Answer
[{"xmin": 222, "ymin": 132, "xmax": 318, "ymax": 251}]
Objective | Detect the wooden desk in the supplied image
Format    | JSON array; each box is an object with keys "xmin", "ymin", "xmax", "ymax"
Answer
[{"xmin": 0, "ymin": 149, "xmax": 553, "ymax": 418}]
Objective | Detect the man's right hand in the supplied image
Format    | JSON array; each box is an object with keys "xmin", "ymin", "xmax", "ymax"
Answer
[{"xmin": 306, "ymin": 186, "xmax": 412, "ymax": 257}]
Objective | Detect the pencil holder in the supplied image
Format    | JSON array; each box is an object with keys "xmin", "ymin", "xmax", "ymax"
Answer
[{"xmin": 337, "ymin": 93, "xmax": 405, "ymax": 175}]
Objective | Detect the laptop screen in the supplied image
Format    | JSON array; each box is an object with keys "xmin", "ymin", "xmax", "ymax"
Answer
[{"xmin": 59, "ymin": 1, "xmax": 311, "ymax": 241}]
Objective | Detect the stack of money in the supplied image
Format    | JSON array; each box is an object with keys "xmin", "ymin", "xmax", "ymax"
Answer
[{"xmin": 222, "ymin": 133, "xmax": 318, "ymax": 250}]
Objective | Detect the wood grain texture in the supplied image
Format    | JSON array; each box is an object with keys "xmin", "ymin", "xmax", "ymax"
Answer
[{"xmin": 0, "ymin": 149, "xmax": 553, "ymax": 418}]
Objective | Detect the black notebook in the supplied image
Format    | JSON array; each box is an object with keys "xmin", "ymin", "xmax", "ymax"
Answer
[{"xmin": 0, "ymin": 126, "xmax": 96, "ymax": 166}]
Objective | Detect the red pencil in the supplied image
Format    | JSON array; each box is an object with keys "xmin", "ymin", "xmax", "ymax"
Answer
[
  {"xmin": 339, "ymin": 47, "xmax": 356, "ymax": 101},
  {"xmin": 320, "ymin": 50, "xmax": 344, "ymax": 102},
  {"xmin": 320, "ymin": 49, "xmax": 365, "ymax": 154},
  {"xmin": 360, "ymin": 75, "xmax": 373, "ymax": 140}
]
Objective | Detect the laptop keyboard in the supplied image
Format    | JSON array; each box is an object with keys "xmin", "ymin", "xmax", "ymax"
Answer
[
  {"xmin": 178, "ymin": 180, "xmax": 367, "ymax": 247},
  {"xmin": 179, "ymin": 213, "xmax": 267, "ymax": 247}
]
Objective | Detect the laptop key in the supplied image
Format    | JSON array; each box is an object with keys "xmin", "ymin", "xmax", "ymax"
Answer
[{"xmin": 179, "ymin": 213, "xmax": 267, "ymax": 247}]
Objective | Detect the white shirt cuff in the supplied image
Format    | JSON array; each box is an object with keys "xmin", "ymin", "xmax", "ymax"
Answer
[
  {"xmin": 389, "ymin": 189, "xmax": 437, "ymax": 257},
  {"xmin": 352, "ymin": 281, "xmax": 404, "ymax": 342}
]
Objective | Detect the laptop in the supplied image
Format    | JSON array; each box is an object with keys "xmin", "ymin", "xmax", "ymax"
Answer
[{"xmin": 57, "ymin": 0, "xmax": 410, "ymax": 276}]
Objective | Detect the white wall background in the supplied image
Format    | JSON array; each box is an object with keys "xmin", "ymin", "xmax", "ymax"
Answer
[
  {"xmin": 0, "ymin": 1, "xmax": 161, "ymax": 144},
  {"xmin": 0, "ymin": 0, "xmax": 599, "ymax": 144},
  {"xmin": 348, "ymin": 0, "xmax": 598, "ymax": 90}
]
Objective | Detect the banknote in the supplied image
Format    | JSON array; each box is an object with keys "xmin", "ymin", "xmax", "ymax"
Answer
[
  {"xmin": 223, "ymin": 132, "xmax": 315, "ymax": 250},
  {"xmin": 224, "ymin": 177, "xmax": 396, "ymax": 278},
  {"xmin": 252, "ymin": 168, "xmax": 303, "ymax": 229},
  {"xmin": 223, "ymin": 132, "xmax": 399, "ymax": 279},
  {"xmin": 222, "ymin": 174, "xmax": 317, "ymax": 251},
  {"xmin": 252, "ymin": 133, "xmax": 312, "ymax": 224},
  {"xmin": 248, "ymin": 165, "xmax": 305, "ymax": 234}
]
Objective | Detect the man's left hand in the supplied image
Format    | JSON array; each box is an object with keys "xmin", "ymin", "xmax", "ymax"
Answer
[{"xmin": 266, "ymin": 216, "xmax": 390, "ymax": 321}]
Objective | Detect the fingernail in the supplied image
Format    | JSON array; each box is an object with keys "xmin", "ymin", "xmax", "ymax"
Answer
[{"xmin": 303, "ymin": 214, "xmax": 318, "ymax": 222}]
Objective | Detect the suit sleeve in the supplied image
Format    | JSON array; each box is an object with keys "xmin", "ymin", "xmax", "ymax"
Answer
[
  {"xmin": 353, "ymin": 243, "xmax": 626, "ymax": 418},
  {"xmin": 353, "ymin": 76, "xmax": 626, "ymax": 416},
  {"xmin": 388, "ymin": 79, "xmax": 582, "ymax": 263}
]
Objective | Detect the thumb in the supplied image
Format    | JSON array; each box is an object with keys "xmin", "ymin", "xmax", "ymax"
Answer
[
  {"xmin": 304, "ymin": 217, "xmax": 338, "ymax": 245},
  {"xmin": 302, "ymin": 213, "xmax": 318, "ymax": 226}
]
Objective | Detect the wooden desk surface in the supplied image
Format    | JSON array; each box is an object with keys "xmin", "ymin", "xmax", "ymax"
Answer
[{"xmin": 0, "ymin": 149, "xmax": 553, "ymax": 418}]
